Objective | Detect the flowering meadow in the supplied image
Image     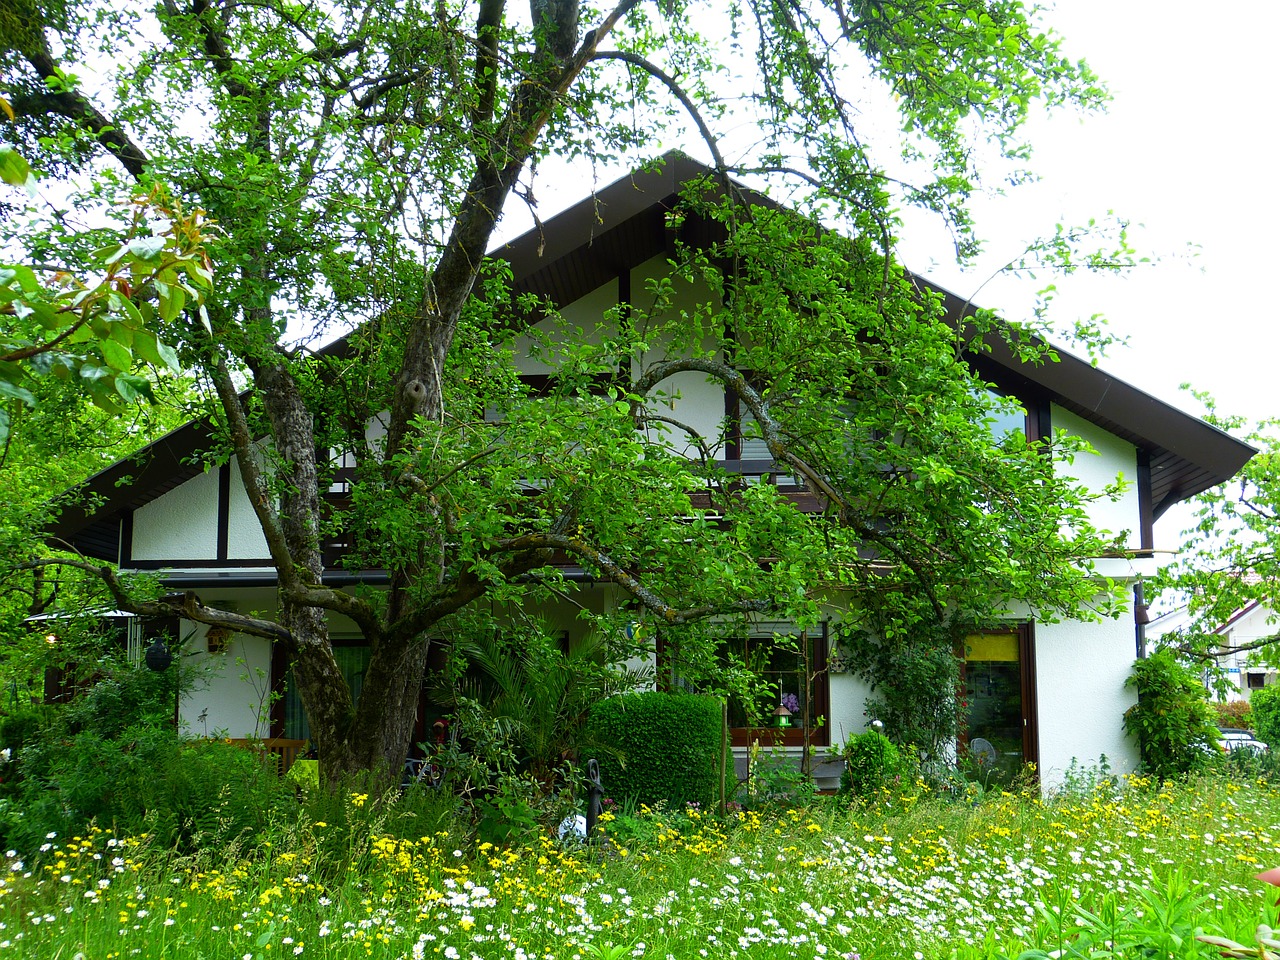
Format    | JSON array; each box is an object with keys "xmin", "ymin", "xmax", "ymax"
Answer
[{"xmin": 2, "ymin": 775, "xmax": 1280, "ymax": 959}]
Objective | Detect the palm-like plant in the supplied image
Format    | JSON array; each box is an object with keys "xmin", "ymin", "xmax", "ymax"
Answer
[{"xmin": 441, "ymin": 626, "xmax": 651, "ymax": 788}]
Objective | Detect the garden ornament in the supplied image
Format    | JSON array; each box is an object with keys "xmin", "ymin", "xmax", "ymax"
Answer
[{"xmin": 585, "ymin": 758, "xmax": 604, "ymax": 840}]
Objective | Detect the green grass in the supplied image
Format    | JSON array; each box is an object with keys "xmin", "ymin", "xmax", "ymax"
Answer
[{"xmin": 2, "ymin": 774, "xmax": 1280, "ymax": 958}]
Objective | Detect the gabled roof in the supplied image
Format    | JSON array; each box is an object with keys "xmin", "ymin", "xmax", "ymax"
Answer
[{"xmin": 48, "ymin": 153, "xmax": 1255, "ymax": 557}]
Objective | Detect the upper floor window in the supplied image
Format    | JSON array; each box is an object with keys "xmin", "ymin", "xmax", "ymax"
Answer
[{"xmin": 983, "ymin": 389, "xmax": 1027, "ymax": 443}]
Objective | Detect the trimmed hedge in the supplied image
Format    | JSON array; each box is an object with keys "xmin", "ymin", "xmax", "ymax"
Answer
[
  {"xmin": 1252, "ymin": 683, "xmax": 1280, "ymax": 748},
  {"xmin": 586, "ymin": 692, "xmax": 724, "ymax": 810}
]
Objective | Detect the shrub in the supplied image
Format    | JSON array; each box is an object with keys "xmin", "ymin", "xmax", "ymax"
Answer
[
  {"xmin": 1123, "ymin": 650, "xmax": 1219, "ymax": 780},
  {"xmin": 1, "ymin": 727, "xmax": 295, "ymax": 853},
  {"xmin": 0, "ymin": 703, "xmax": 54, "ymax": 753},
  {"xmin": 737, "ymin": 743, "xmax": 815, "ymax": 811},
  {"xmin": 585, "ymin": 692, "xmax": 725, "ymax": 810},
  {"xmin": 837, "ymin": 729, "xmax": 906, "ymax": 802},
  {"xmin": 1210, "ymin": 699, "xmax": 1253, "ymax": 731},
  {"xmin": 1250, "ymin": 682, "xmax": 1280, "ymax": 748}
]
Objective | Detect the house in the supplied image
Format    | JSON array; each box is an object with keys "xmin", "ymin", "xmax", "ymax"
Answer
[
  {"xmin": 1149, "ymin": 601, "xmax": 1280, "ymax": 702},
  {"xmin": 45, "ymin": 155, "xmax": 1255, "ymax": 787}
]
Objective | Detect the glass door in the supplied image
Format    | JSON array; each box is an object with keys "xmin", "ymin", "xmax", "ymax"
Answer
[{"xmin": 961, "ymin": 627, "xmax": 1037, "ymax": 784}]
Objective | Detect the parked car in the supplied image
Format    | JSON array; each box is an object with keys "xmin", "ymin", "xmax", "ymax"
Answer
[{"xmin": 1217, "ymin": 727, "xmax": 1269, "ymax": 753}]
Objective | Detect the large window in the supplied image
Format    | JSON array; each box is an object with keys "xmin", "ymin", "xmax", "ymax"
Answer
[{"xmin": 662, "ymin": 622, "xmax": 828, "ymax": 747}]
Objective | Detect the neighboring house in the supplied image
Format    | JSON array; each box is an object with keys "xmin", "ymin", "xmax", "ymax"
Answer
[
  {"xmin": 46, "ymin": 156, "xmax": 1254, "ymax": 787},
  {"xmin": 1149, "ymin": 602, "xmax": 1280, "ymax": 702}
]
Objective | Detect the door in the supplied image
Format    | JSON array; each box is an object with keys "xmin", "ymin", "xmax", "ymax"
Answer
[{"xmin": 961, "ymin": 625, "xmax": 1038, "ymax": 783}]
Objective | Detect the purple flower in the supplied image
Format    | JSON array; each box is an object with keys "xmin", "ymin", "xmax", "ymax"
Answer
[{"xmin": 780, "ymin": 693, "xmax": 801, "ymax": 714}]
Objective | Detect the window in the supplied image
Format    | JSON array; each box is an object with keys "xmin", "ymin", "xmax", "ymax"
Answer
[
  {"xmin": 662, "ymin": 622, "xmax": 829, "ymax": 747},
  {"xmin": 1248, "ymin": 672, "xmax": 1267, "ymax": 690},
  {"xmin": 981, "ymin": 389, "xmax": 1028, "ymax": 443}
]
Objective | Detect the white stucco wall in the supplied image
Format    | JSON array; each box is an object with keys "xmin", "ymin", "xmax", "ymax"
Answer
[
  {"xmin": 179, "ymin": 624, "xmax": 275, "ymax": 739},
  {"xmin": 1052, "ymin": 406, "xmax": 1142, "ymax": 548},
  {"xmin": 632, "ymin": 255, "xmax": 730, "ymax": 459},
  {"xmin": 1034, "ymin": 614, "xmax": 1140, "ymax": 784},
  {"xmin": 827, "ymin": 671, "xmax": 875, "ymax": 748},
  {"xmin": 226, "ymin": 460, "xmax": 271, "ymax": 560},
  {"xmin": 131, "ymin": 467, "xmax": 220, "ymax": 561},
  {"xmin": 511, "ymin": 281, "xmax": 619, "ymax": 376}
]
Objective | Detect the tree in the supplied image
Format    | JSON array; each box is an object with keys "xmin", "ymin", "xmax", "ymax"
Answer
[
  {"xmin": 1155, "ymin": 403, "xmax": 1280, "ymax": 666},
  {"xmin": 2, "ymin": 0, "xmax": 1117, "ymax": 784}
]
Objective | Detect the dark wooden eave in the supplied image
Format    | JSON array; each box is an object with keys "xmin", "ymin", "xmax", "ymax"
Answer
[{"xmin": 46, "ymin": 152, "xmax": 1255, "ymax": 559}]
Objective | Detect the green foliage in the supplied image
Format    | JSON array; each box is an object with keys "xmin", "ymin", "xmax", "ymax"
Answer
[
  {"xmin": 1155, "ymin": 406, "xmax": 1280, "ymax": 670},
  {"xmin": 439, "ymin": 625, "xmax": 649, "ymax": 788},
  {"xmin": 838, "ymin": 729, "xmax": 910, "ymax": 802},
  {"xmin": 0, "ymin": 647, "xmax": 291, "ymax": 853},
  {"xmin": 1210, "ymin": 699, "xmax": 1253, "ymax": 732},
  {"xmin": 1123, "ymin": 650, "xmax": 1220, "ymax": 780},
  {"xmin": 586, "ymin": 692, "xmax": 725, "ymax": 811},
  {"xmin": 833, "ymin": 618, "xmax": 963, "ymax": 761},
  {"xmin": 737, "ymin": 743, "xmax": 816, "ymax": 811},
  {"xmin": 0, "ymin": 186, "xmax": 212, "ymax": 440},
  {"xmin": 1249, "ymin": 683, "xmax": 1280, "ymax": 748},
  {"xmin": 950, "ymin": 871, "xmax": 1214, "ymax": 960},
  {"xmin": 1, "ymin": 727, "xmax": 293, "ymax": 853}
]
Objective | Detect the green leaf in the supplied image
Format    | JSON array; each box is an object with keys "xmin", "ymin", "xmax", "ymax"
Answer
[
  {"xmin": 157, "ymin": 284, "xmax": 186, "ymax": 322},
  {"xmin": 0, "ymin": 148, "xmax": 35, "ymax": 196},
  {"xmin": 0, "ymin": 376, "xmax": 36, "ymax": 406},
  {"xmin": 114, "ymin": 372, "xmax": 155, "ymax": 403},
  {"xmin": 107, "ymin": 320, "xmax": 134, "ymax": 348},
  {"xmin": 132, "ymin": 328, "xmax": 163, "ymax": 367},
  {"xmin": 126, "ymin": 236, "xmax": 167, "ymax": 261},
  {"xmin": 99, "ymin": 338, "xmax": 132, "ymax": 371}
]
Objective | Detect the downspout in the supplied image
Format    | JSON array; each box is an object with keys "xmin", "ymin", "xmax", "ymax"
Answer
[{"xmin": 1133, "ymin": 580, "xmax": 1150, "ymax": 659}]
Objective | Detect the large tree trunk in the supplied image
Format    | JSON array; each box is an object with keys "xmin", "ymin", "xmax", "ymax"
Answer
[{"xmin": 346, "ymin": 636, "xmax": 435, "ymax": 777}]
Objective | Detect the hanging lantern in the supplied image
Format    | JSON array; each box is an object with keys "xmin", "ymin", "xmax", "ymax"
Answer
[
  {"xmin": 145, "ymin": 638, "xmax": 173, "ymax": 672},
  {"xmin": 773, "ymin": 704, "xmax": 792, "ymax": 728}
]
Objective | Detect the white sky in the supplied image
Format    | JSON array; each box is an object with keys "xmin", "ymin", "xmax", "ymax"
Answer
[{"xmin": 909, "ymin": 0, "xmax": 1280, "ymax": 428}]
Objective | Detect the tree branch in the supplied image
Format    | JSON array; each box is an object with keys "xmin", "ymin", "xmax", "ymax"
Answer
[
  {"xmin": 633, "ymin": 357, "xmax": 850, "ymax": 514},
  {"xmin": 591, "ymin": 50, "xmax": 728, "ymax": 183},
  {"xmin": 495, "ymin": 532, "xmax": 772, "ymax": 624},
  {"xmin": 472, "ymin": 0, "xmax": 505, "ymax": 128},
  {"xmin": 18, "ymin": 45, "xmax": 149, "ymax": 179},
  {"xmin": 18, "ymin": 558, "xmax": 293, "ymax": 644},
  {"xmin": 201, "ymin": 346, "xmax": 300, "ymax": 586}
]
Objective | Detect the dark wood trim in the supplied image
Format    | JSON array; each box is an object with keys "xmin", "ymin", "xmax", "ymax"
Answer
[
  {"xmin": 269, "ymin": 639, "xmax": 288, "ymax": 739},
  {"xmin": 1027, "ymin": 396, "xmax": 1052, "ymax": 445},
  {"xmin": 618, "ymin": 262, "xmax": 631, "ymax": 323},
  {"xmin": 216, "ymin": 464, "xmax": 232, "ymax": 561},
  {"xmin": 724, "ymin": 386, "xmax": 740, "ymax": 460},
  {"xmin": 120, "ymin": 510, "xmax": 133, "ymax": 566},
  {"xmin": 519, "ymin": 371, "xmax": 620, "ymax": 397},
  {"xmin": 1136, "ymin": 449, "xmax": 1154, "ymax": 552},
  {"xmin": 128, "ymin": 558, "xmax": 276, "ymax": 569},
  {"xmin": 1019, "ymin": 622, "xmax": 1040, "ymax": 773}
]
